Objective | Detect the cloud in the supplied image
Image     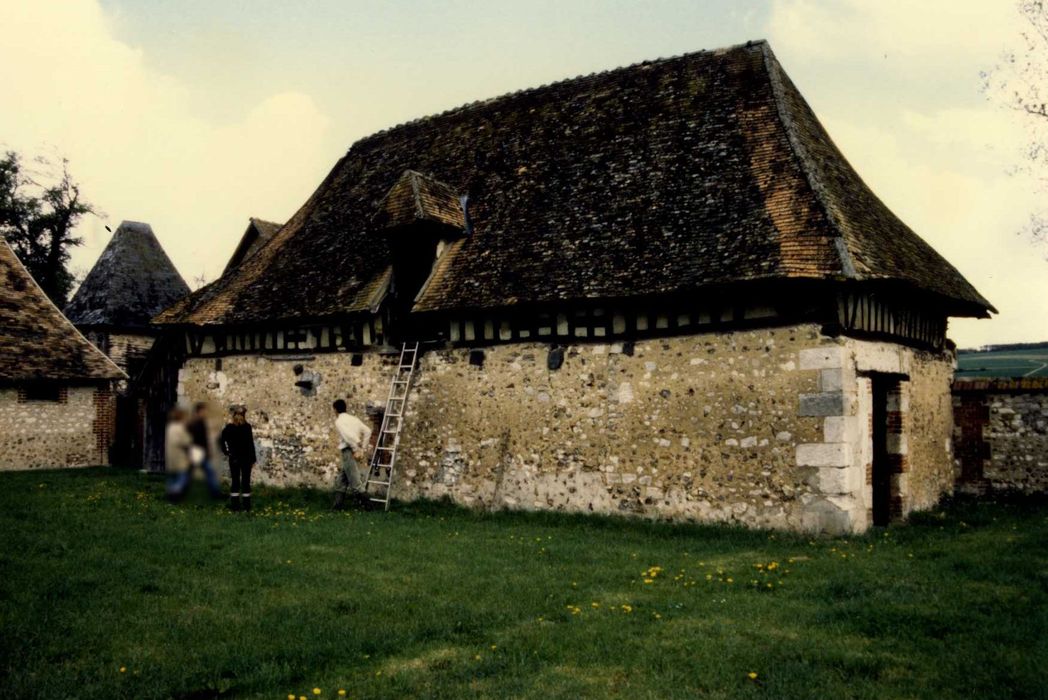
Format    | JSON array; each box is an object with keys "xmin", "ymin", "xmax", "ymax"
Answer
[
  {"xmin": 767, "ymin": 0, "xmax": 1048, "ymax": 346},
  {"xmin": 0, "ymin": 0, "xmax": 333, "ymax": 287}
]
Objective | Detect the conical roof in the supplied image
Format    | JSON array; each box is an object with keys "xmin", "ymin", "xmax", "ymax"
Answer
[
  {"xmin": 65, "ymin": 221, "xmax": 189, "ymax": 329},
  {"xmin": 0, "ymin": 237, "xmax": 124, "ymax": 382}
]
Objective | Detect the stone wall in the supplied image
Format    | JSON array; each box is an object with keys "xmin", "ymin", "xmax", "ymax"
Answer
[
  {"xmin": 0, "ymin": 385, "xmax": 113, "ymax": 470},
  {"xmin": 789, "ymin": 339, "xmax": 954, "ymax": 531},
  {"xmin": 175, "ymin": 323, "xmax": 956, "ymax": 533},
  {"xmin": 952, "ymin": 379, "xmax": 1048, "ymax": 494},
  {"xmin": 107, "ymin": 333, "xmax": 155, "ymax": 373}
]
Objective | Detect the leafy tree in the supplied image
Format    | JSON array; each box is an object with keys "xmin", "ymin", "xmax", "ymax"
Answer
[
  {"xmin": 0, "ymin": 150, "xmax": 95, "ymax": 306},
  {"xmin": 983, "ymin": 0, "xmax": 1048, "ymax": 256}
]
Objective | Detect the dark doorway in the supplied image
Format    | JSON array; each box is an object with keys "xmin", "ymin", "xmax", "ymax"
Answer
[
  {"xmin": 112, "ymin": 394, "xmax": 144, "ymax": 468},
  {"xmin": 870, "ymin": 375, "xmax": 892, "ymax": 527}
]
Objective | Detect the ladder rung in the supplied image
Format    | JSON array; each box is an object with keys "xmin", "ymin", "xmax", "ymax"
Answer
[
  {"xmin": 375, "ymin": 446, "xmax": 393, "ymax": 451},
  {"xmin": 368, "ymin": 480, "xmax": 391, "ymax": 487},
  {"xmin": 368, "ymin": 497, "xmax": 388, "ymax": 503}
]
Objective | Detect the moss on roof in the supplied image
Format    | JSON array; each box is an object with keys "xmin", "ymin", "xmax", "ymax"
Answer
[
  {"xmin": 157, "ymin": 41, "xmax": 992, "ymax": 327},
  {"xmin": 0, "ymin": 238, "xmax": 124, "ymax": 382},
  {"xmin": 65, "ymin": 221, "xmax": 189, "ymax": 330}
]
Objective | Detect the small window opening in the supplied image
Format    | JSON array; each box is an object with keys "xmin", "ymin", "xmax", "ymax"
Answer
[
  {"xmin": 22, "ymin": 385, "xmax": 63, "ymax": 403},
  {"xmin": 469, "ymin": 350, "xmax": 485, "ymax": 368},
  {"xmin": 547, "ymin": 346, "xmax": 565, "ymax": 371}
]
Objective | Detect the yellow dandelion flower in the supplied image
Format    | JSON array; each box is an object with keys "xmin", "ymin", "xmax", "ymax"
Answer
[
  {"xmin": 474, "ymin": 654, "xmax": 481, "ymax": 661},
  {"xmin": 288, "ymin": 695, "xmax": 296, "ymax": 700},
  {"xmin": 338, "ymin": 691, "xmax": 346, "ymax": 697},
  {"xmin": 119, "ymin": 667, "xmax": 126, "ymax": 673},
  {"xmin": 491, "ymin": 645, "xmax": 497, "ymax": 650},
  {"xmin": 748, "ymin": 671, "xmax": 758, "ymax": 680},
  {"xmin": 313, "ymin": 689, "xmax": 322, "ymax": 696},
  {"xmin": 726, "ymin": 578, "xmax": 733, "ymax": 583}
]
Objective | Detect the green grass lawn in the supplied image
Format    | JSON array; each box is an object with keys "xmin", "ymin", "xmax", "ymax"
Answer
[{"xmin": 1, "ymin": 469, "xmax": 1046, "ymax": 699}]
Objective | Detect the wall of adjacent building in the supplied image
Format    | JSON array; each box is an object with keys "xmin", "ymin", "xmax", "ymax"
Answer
[
  {"xmin": 83, "ymin": 331, "xmax": 155, "ymax": 374},
  {"xmin": 106, "ymin": 333, "xmax": 156, "ymax": 373},
  {"xmin": 0, "ymin": 385, "xmax": 114, "ymax": 470},
  {"xmin": 952, "ymin": 379, "xmax": 1048, "ymax": 494},
  {"xmin": 175, "ymin": 323, "xmax": 956, "ymax": 533}
]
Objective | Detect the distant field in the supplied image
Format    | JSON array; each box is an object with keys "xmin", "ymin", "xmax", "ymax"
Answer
[{"xmin": 956, "ymin": 348, "xmax": 1048, "ymax": 378}]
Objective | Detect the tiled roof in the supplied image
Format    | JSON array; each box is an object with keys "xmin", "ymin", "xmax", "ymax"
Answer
[
  {"xmin": 64, "ymin": 221, "xmax": 189, "ymax": 329},
  {"xmin": 373, "ymin": 170, "xmax": 465, "ymax": 231},
  {"xmin": 156, "ymin": 41, "xmax": 992, "ymax": 327},
  {"xmin": 0, "ymin": 238, "xmax": 125, "ymax": 382},
  {"xmin": 223, "ymin": 218, "xmax": 284, "ymax": 274}
]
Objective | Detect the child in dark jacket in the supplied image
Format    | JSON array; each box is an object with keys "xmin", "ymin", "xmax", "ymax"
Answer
[{"xmin": 220, "ymin": 406, "xmax": 257, "ymax": 511}]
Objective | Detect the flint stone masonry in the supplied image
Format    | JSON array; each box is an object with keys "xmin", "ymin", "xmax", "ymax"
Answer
[
  {"xmin": 174, "ymin": 322, "xmax": 958, "ymax": 534},
  {"xmin": 952, "ymin": 379, "xmax": 1048, "ymax": 494},
  {"xmin": 0, "ymin": 386, "xmax": 113, "ymax": 470},
  {"xmin": 792, "ymin": 338, "xmax": 955, "ymax": 533}
]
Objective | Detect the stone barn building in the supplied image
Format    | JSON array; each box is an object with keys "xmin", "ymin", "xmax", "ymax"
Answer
[
  {"xmin": 156, "ymin": 41, "xmax": 993, "ymax": 533},
  {"xmin": 0, "ymin": 237, "xmax": 125, "ymax": 470}
]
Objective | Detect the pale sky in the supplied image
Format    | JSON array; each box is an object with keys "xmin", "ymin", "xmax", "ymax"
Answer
[{"xmin": 1, "ymin": 0, "xmax": 1044, "ymax": 347}]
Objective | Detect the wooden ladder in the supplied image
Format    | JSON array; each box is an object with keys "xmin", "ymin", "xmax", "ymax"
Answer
[{"xmin": 364, "ymin": 341, "xmax": 420, "ymax": 510}]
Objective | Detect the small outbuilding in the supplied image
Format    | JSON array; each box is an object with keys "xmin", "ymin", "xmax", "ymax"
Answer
[{"xmin": 0, "ymin": 237, "xmax": 125, "ymax": 470}]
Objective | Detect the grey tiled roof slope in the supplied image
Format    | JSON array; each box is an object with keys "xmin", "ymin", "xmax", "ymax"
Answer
[
  {"xmin": 374, "ymin": 170, "xmax": 465, "ymax": 231},
  {"xmin": 0, "ymin": 238, "xmax": 124, "ymax": 382},
  {"xmin": 156, "ymin": 41, "xmax": 992, "ymax": 326},
  {"xmin": 223, "ymin": 218, "xmax": 284, "ymax": 274},
  {"xmin": 65, "ymin": 221, "xmax": 190, "ymax": 329}
]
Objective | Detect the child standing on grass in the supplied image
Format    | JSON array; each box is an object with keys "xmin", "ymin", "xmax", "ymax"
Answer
[{"xmin": 220, "ymin": 405, "xmax": 257, "ymax": 512}]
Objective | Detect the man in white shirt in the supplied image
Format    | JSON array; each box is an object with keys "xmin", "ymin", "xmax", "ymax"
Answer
[{"xmin": 332, "ymin": 399, "xmax": 373, "ymax": 509}]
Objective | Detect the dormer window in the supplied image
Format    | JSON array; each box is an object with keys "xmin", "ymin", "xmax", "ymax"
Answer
[{"xmin": 373, "ymin": 170, "xmax": 467, "ymax": 325}]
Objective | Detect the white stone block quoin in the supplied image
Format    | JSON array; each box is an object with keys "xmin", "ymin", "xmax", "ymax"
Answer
[
  {"xmin": 799, "ymin": 346, "xmax": 847, "ymax": 370},
  {"xmin": 810, "ymin": 465, "xmax": 863, "ymax": 495},
  {"xmin": 823, "ymin": 416, "xmax": 859, "ymax": 444},
  {"xmin": 796, "ymin": 442, "xmax": 852, "ymax": 467}
]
